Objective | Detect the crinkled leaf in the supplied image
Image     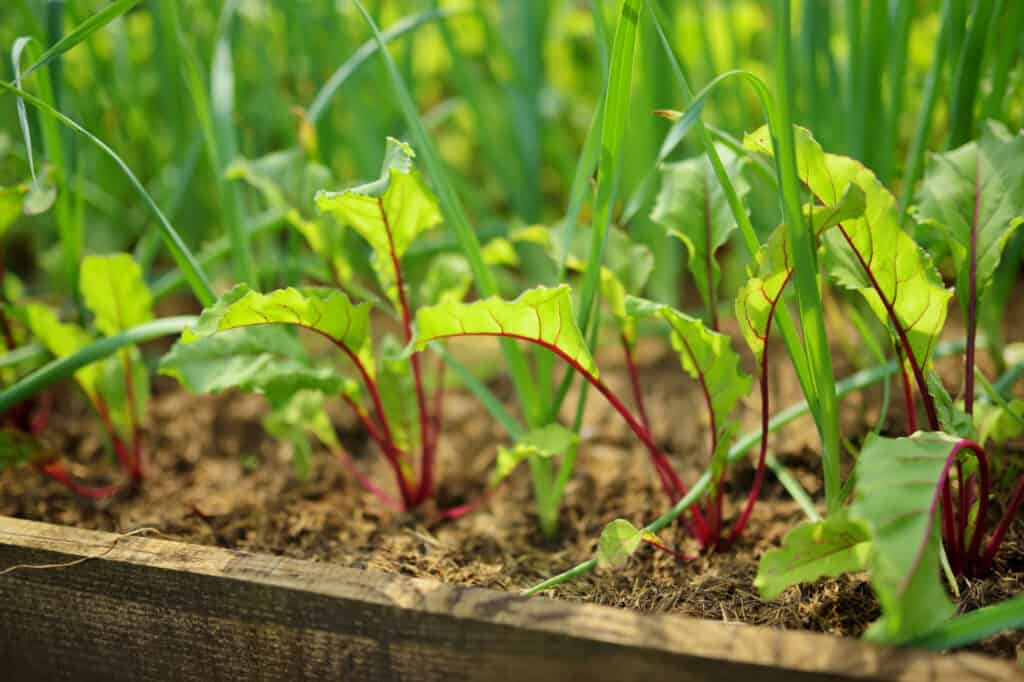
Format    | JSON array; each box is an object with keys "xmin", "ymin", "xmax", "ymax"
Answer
[
  {"xmin": 927, "ymin": 372, "xmax": 977, "ymax": 440},
  {"xmin": 652, "ymin": 145, "xmax": 749, "ymax": 314},
  {"xmin": 80, "ymin": 253, "xmax": 153, "ymax": 336},
  {"xmin": 160, "ymin": 286, "xmax": 356, "ymax": 403},
  {"xmin": 491, "ymin": 423, "xmax": 577, "ymax": 488},
  {"xmin": 263, "ymin": 389, "xmax": 340, "ymax": 480},
  {"xmin": 746, "ymin": 125, "xmax": 951, "ymax": 372},
  {"xmin": 756, "ymin": 516, "xmax": 870, "ymax": 600},
  {"xmin": 202, "ymin": 286, "xmax": 373, "ymax": 369},
  {"xmin": 916, "ymin": 121, "xmax": 1024, "ymax": 317},
  {"xmin": 23, "ymin": 303, "xmax": 97, "ymax": 400},
  {"xmin": 414, "ymin": 285, "xmax": 598, "ymax": 377},
  {"xmin": 97, "ymin": 345, "xmax": 149, "ymax": 442},
  {"xmin": 850, "ymin": 432, "xmax": 960, "ymax": 644},
  {"xmin": 315, "ymin": 138, "xmax": 442, "ymax": 297},
  {"xmin": 596, "ymin": 518, "xmax": 645, "ymax": 570}
]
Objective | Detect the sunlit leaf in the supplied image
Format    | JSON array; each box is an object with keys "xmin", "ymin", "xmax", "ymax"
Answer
[
  {"xmin": 746, "ymin": 125, "xmax": 952, "ymax": 373},
  {"xmin": 23, "ymin": 303, "xmax": 97, "ymax": 400},
  {"xmin": 315, "ymin": 138, "xmax": 442, "ymax": 298},
  {"xmin": 735, "ymin": 184, "xmax": 865, "ymax": 363},
  {"xmin": 415, "ymin": 285, "xmax": 597, "ymax": 377},
  {"xmin": 596, "ymin": 518, "xmax": 647, "ymax": 570},
  {"xmin": 160, "ymin": 286, "xmax": 355, "ymax": 402},
  {"xmin": 80, "ymin": 254, "xmax": 154, "ymax": 335},
  {"xmin": 756, "ymin": 516, "xmax": 870, "ymax": 600}
]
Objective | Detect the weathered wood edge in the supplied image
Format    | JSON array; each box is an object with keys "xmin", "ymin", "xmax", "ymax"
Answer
[{"xmin": 0, "ymin": 516, "xmax": 1018, "ymax": 682}]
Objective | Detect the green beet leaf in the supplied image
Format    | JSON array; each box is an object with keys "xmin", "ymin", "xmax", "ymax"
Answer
[
  {"xmin": 746, "ymin": 125, "xmax": 951, "ymax": 373},
  {"xmin": 419, "ymin": 254, "xmax": 473, "ymax": 307},
  {"xmin": 414, "ymin": 285, "xmax": 598, "ymax": 378},
  {"xmin": 80, "ymin": 253, "xmax": 153, "ymax": 336},
  {"xmin": 491, "ymin": 423, "xmax": 578, "ymax": 488},
  {"xmin": 974, "ymin": 399, "xmax": 1024, "ymax": 445},
  {"xmin": 916, "ymin": 121, "xmax": 1024, "ymax": 317},
  {"xmin": 626, "ymin": 297, "xmax": 750, "ymax": 432},
  {"xmin": 596, "ymin": 518, "xmax": 647, "ymax": 570},
  {"xmin": 625, "ymin": 296, "xmax": 750, "ymax": 485},
  {"xmin": 652, "ymin": 144, "xmax": 749, "ymax": 317},
  {"xmin": 756, "ymin": 516, "xmax": 870, "ymax": 600},
  {"xmin": 160, "ymin": 286, "xmax": 355, "ymax": 403},
  {"xmin": 23, "ymin": 303, "xmax": 98, "ymax": 401},
  {"xmin": 850, "ymin": 432, "xmax": 961, "ymax": 644},
  {"xmin": 315, "ymin": 138, "xmax": 442, "ymax": 299}
]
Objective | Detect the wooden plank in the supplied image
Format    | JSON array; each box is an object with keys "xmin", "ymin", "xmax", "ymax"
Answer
[{"xmin": 0, "ymin": 516, "xmax": 1017, "ymax": 682}]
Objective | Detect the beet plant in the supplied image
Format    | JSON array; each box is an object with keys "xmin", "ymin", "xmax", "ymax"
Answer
[
  {"xmin": 161, "ymin": 138, "xmax": 538, "ymax": 514},
  {"xmin": 1, "ymin": 253, "xmax": 157, "ymax": 497},
  {"xmin": 749, "ymin": 122, "xmax": 1024, "ymax": 643}
]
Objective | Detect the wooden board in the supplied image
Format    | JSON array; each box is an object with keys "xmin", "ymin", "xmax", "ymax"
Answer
[{"xmin": 0, "ymin": 516, "xmax": 1018, "ymax": 681}]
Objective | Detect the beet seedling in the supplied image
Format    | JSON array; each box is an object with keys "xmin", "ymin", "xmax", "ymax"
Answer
[{"xmin": 1, "ymin": 253, "xmax": 154, "ymax": 497}]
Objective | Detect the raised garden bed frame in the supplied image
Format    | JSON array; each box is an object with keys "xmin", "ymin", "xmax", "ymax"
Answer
[{"xmin": 0, "ymin": 516, "xmax": 1019, "ymax": 681}]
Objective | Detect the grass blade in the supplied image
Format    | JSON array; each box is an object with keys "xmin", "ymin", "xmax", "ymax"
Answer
[
  {"xmin": 19, "ymin": 0, "xmax": 142, "ymax": 79},
  {"xmin": 0, "ymin": 80, "xmax": 215, "ymax": 305},
  {"xmin": 0, "ymin": 316, "xmax": 196, "ymax": 412}
]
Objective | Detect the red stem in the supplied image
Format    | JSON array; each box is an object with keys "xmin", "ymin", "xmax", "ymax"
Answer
[
  {"xmin": 964, "ymin": 155, "xmax": 982, "ymax": 416},
  {"xmin": 725, "ymin": 350, "xmax": 771, "ymax": 548},
  {"xmin": 980, "ymin": 474, "xmax": 1024, "ymax": 573},
  {"xmin": 331, "ymin": 446, "xmax": 404, "ymax": 512},
  {"xmin": 896, "ymin": 350, "xmax": 918, "ymax": 433},
  {"xmin": 378, "ymin": 197, "xmax": 433, "ymax": 505},
  {"xmin": 35, "ymin": 461, "xmax": 120, "ymax": 499},
  {"xmin": 343, "ymin": 395, "xmax": 414, "ymax": 508},
  {"xmin": 964, "ymin": 447, "xmax": 990, "ymax": 574},
  {"xmin": 622, "ymin": 337, "xmax": 651, "ymax": 433}
]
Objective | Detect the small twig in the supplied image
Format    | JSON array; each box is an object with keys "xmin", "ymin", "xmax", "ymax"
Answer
[{"xmin": 0, "ymin": 527, "xmax": 163, "ymax": 577}]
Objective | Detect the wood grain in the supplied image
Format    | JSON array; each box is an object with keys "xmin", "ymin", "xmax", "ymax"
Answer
[{"xmin": 0, "ymin": 516, "xmax": 1018, "ymax": 681}]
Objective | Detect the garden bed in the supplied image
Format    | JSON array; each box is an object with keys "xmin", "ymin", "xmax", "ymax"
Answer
[{"xmin": 1, "ymin": 335, "xmax": 1021, "ymax": 677}]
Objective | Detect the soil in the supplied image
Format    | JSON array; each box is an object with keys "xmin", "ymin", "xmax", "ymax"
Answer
[{"xmin": 1, "ymin": 310, "xmax": 1022, "ymax": 662}]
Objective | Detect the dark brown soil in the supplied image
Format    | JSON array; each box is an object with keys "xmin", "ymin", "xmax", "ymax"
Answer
[{"xmin": 1, "ymin": 321, "xmax": 1022, "ymax": 663}]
